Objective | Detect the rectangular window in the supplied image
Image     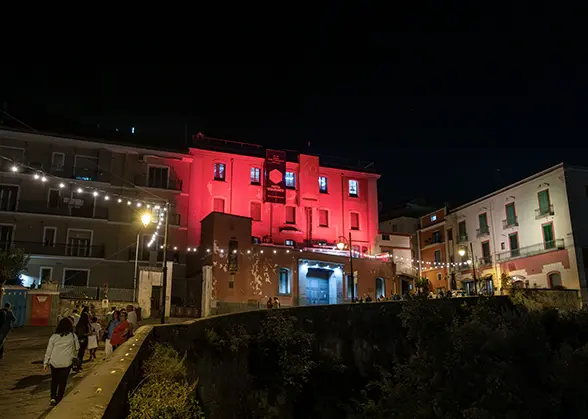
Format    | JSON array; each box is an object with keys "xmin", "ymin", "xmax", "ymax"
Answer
[
  {"xmin": 74, "ymin": 155, "xmax": 98, "ymax": 181},
  {"xmin": 48, "ymin": 189, "xmax": 61, "ymax": 208},
  {"xmin": 285, "ymin": 172, "xmax": 296, "ymax": 188},
  {"xmin": 319, "ymin": 176, "xmax": 328, "ymax": 193},
  {"xmin": 482, "ymin": 241, "xmax": 490, "ymax": 258},
  {"xmin": 285, "ymin": 206, "xmax": 296, "ymax": 224},
  {"xmin": 350, "ymin": 212, "xmax": 360, "ymax": 230},
  {"xmin": 285, "ymin": 239, "xmax": 295, "ymax": 246},
  {"xmin": 0, "ymin": 185, "xmax": 18, "ymax": 212},
  {"xmin": 51, "ymin": 152, "xmax": 65, "ymax": 169},
  {"xmin": 436, "ymin": 272, "xmax": 442, "ymax": 281},
  {"xmin": 63, "ymin": 269, "xmax": 89, "ymax": 286},
  {"xmin": 458, "ymin": 221, "xmax": 467, "ymax": 241},
  {"xmin": 279, "ymin": 267, "xmax": 291, "ymax": 295},
  {"xmin": 66, "ymin": 230, "xmax": 92, "ymax": 257},
  {"xmin": 250, "ymin": 167, "xmax": 261, "ymax": 185},
  {"xmin": 213, "ymin": 198, "xmax": 225, "ymax": 213},
  {"xmin": 538, "ymin": 190, "xmax": 551, "ymax": 215},
  {"xmin": 250, "ymin": 202, "xmax": 261, "ymax": 221},
  {"xmin": 392, "ymin": 224, "xmax": 398, "ymax": 232},
  {"xmin": 434, "ymin": 249, "xmax": 441, "ymax": 263},
  {"xmin": 348, "ymin": 179, "xmax": 358, "ymax": 197},
  {"xmin": 318, "ymin": 209, "xmax": 329, "ymax": 227},
  {"xmin": 543, "ymin": 223, "xmax": 555, "ymax": 249},
  {"xmin": 148, "ymin": 166, "xmax": 169, "ymax": 188},
  {"xmin": 509, "ymin": 233, "xmax": 519, "ymax": 258},
  {"xmin": 381, "ymin": 234, "xmax": 390, "ymax": 241},
  {"xmin": 431, "ymin": 215, "xmax": 437, "ymax": 222},
  {"xmin": 43, "ymin": 227, "xmax": 57, "ymax": 246},
  {"xmin": 40, "ymin": 267, "xmax": 52, "ymax": 284},
  {"xmin": 0, "ymin": 225, "xmax": 14, "ymax": 251},
  {"xmin": 432, "ymin": 231, "xmax": 441, "ymax": 243},
  {"xmin": 447, "ymin": 229, "xmax": 453, "ymax": 241},
  {"xmin": 214, "ymin": 163, "xmax": 226, "ymax": 181},
  {"xmin": 505, "ymin": 203, "xmax": 517, "ymax": 226},
  {"xmin": 478, "ymin": 213, "xmax": 489, "ymax": 234}
]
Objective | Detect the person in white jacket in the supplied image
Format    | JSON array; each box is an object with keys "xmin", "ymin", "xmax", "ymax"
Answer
[{"xmin": 43, "ymin": 318, "xmax": 80, "ymax": 405}]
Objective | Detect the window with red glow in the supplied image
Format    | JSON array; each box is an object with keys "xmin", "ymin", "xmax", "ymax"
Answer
[
  {"xmin": 285, "ymin": 206, "xmax": 296, "ymax": 224},
  {"xmin": 214, "ymin": 163, "xmax": 226, "ymax": 181},
  {"xmin": 213, "ymin": 197, "xmax": 225, "ymax": 213},
  {"xmin": 350, "ymin": 212, "xmax": 360, "ymax": 230},
  {"xmin": 349, "ymin": 179, "xmax": 358, "ymax": 197},
  {"xmin": 319, "ymin": 176, "xmax": 328, "ymax": 193},
  {"xmin": 250, "ymin": 202, "xmax": 261, "ymax": 221},
  {"xmin": 318, "ymin": 209, "xmax": 329, "ymax": 227},
  {"xmin": 250, "ymin": 167, "xmax": 261, "ymax": 185}
]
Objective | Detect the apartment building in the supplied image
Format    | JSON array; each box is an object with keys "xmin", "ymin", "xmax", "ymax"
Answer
[
  {"xmin": 417, "ymin": 208, "xmax": 450, "ymax": 293},
  {"xmin": 445, "ymin": 163, "xmax": 588, "ymax": 302},
  {"xmin": 374, "ymin": 231, "xmax": 415, "ymax": 294}
]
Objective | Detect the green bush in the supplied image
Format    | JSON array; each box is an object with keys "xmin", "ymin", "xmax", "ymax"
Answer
[{"xmin": 142, "ymin": 343, "xmax": 187, "ymax": 382}]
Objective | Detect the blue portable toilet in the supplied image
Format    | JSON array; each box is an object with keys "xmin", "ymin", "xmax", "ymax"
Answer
[{"xmin": 1, "ymin": 286, "xmax": 28, "ymax": 327}]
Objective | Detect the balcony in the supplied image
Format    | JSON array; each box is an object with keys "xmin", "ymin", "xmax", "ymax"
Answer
[
  {"xmin": 128, "ymin": 247, "xmax": 185, "ymax": 263},
  {"xmin": 476, "ymin": 227, "xmax": 490, "ymax": 238},
  {"xmin": 13, "ymin": 241, "xmax": 105, "ymax": 258},
  {"xmin": 134, "ymin": 174, "xmax": 183, "ymax": 191},
  {"xmin": 424, "ymin": 236, "xmax": 444, "ymax": 246},
  {"xmin": 457, "ymin": 234, "xmax": 468, "ymax": 243},
  {"xmin": 502, "ymin": 217, "xmax": 519, "ymax": 229},
  {"xmin": 495, "ymin": 238, "xmax": 564, "ymax": 262},
  {"xmin": 14, "ymin": 200, "xmax": 108, "ymax": 220},
  {"xmin": 478, "ymin": 255, "xmax": 492, "ymax": 267},
  {"xmin": 535, "ymin": 204, "xmax": 554, "ymax": 219}
]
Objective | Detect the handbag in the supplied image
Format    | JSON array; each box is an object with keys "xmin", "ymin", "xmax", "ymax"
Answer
[
  {"xmin": 88, "ymin": 334, "xmax": 98, "ymax": 349},
  {"xmin": 71, "ymin": 333, "xmax": 81, "ymax": 369}
]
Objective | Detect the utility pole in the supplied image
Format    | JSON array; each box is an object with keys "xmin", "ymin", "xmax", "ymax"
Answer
[
  {"xmin": 160, "ymin": 202, "xmax": 170, "ymax": 324},
  {"xmin": 470, "ymin": 241, "xmax": 477, "ymax": 294}
]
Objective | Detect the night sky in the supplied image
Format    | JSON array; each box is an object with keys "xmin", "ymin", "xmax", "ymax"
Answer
[{"xmin": 1, "ymin": 2, "xmax": 586, "ymax": 211}]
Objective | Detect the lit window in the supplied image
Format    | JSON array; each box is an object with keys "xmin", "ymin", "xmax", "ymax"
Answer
[
  {"xmin": 285, "ymin": 239, "xmax": 295, "ymax": 246},
  {"xmin": 213, "ymin": 197, "xmax": 225, "ymax": 213},
  {"xmin": 285, "ymin": 206, "xmax": 296, "ymax": 224},
  {"xmin": 319, "ymin": 176, "xmax": 328, "ymax": 193},
  {"xmin": 279, "ymin": 268, "xmax": 291, "ymax": 295},
  {"xmin": 431, "ymin": 215, "xmax": 437, "ymax": 222},
  {"xmin": 381, "ymin": 234, "xmax": 390, "ymax": 241},
  {"xmin": 318, "ymin": 209, "xmax": 329, "ymax": 227},
  {"xmin": 349, "ymin": 179, "xmax": 358, "ymax": 197},
  {"xmin": 214, "ymin": 163, "xmax": 225, "ymax": 181},
  {"xmin": 250, "ymin": 167, "xmax": 261, "ymax": 185},
  {"xmin": 250, "ymin": 202, "xmax": 261, "ymax": 221},
  {"xmin": 285, "ymin": 172, "xmax": 296, "ymax": 188},
  {"xmin": 350, "ymin": 212, "xmax": 360, "ymax": 230}
]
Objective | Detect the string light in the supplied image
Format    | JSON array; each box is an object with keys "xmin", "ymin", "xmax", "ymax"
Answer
[
  {"xmin": 11, "ymin": 165, "xmax": 18, "ymax": 172},
  {"xmin": 59, "ymin": 183, "xmax": 65, "ymax": 188}
]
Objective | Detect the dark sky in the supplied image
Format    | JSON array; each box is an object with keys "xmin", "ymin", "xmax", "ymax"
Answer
[{"xmin": 1, "ymin": 2, "xmax": 587, "ymax": 210}]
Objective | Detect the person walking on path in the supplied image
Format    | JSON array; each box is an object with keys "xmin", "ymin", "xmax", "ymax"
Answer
[
  {"xmin": 126, "ymin": 305, "xmax": 137, "ymax": 335},
  {"xmin": 43, "ymin": 318, "xmax": 80, "ymax": 405},
  {"xmin": 110, "ymin": 311, "xmax": 131, "ymax": 351},
  {"xmin": 104, "ymin": 310, "xmax": 120, "ymax": 357},
  {"xmin": 0, "ymin": 302, "xmax": 17, "ymax": 359},
  {"xmin": 74, "ymin": 312, "xmax": 91, "ymax": 371}
]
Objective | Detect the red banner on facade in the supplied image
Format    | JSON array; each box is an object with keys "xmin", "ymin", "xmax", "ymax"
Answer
[{"xmin": 264, "ymin": 149, "xmax": 286, "ymax": 204}]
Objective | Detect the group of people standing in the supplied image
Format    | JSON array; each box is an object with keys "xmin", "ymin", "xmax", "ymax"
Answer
[{"xmin": 43, "ymin": 304, "xmax": 137, "ymax": 406}]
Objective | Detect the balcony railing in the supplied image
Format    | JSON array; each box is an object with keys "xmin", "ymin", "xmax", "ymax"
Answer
[
  {"xmin": 496, "ymin": 238, "xmax": 564, "ymax": 262},
  {"xmin": 502, "ymin": 217, "xmax": 519, "ymax": 229},
  {"xmin": 424, "ymin": 236, "xmax": 444, "ymax": 246},
  {"xmin": 128, "ymin": 247, "xmax": 184, "ymax": 263},
  {"xmin": 535, "ymin": 204, "xmax": 554, "ymax": 219},
  {"xmin": 134, "ymin": 174, "xmax": 183, "ymax": 191},
  {"xmin": 478, "ymin": 255, "xmax": 492, "ymax": 267},
  {"xmin": 72, "ymin": 167, "xmax": 109, "ymax": 183},
  {"xmin": 476, "ymin": 227, "xmax": 490, "ymax": 238},
  {"xmin": 14, "ymin": 200, "xmax": 108, "ymax": 220},
  {"xmin": 457, "ymin": 234, "xmax": 468, "ymax": 243},
  {"xmin": 13, "ymin": 241, "xmax": 105, "ymax": 258}
]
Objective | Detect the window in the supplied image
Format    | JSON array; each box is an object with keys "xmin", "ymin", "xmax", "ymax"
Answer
[
  {"xmin": 43, "ymin": 227, "xmax": 57, "ymax": 247},
  {"xmin": 543, "ymin": 222, "xmax": 555, "ymax": 249},
  {"xmin": 352, "ymin": 244, "xmax": 361, "ymax": 256},
  {"xmin": 40, "ymin": 267, "xmax": 52, "ymax": 285},
  {"xmin": 392, "ymin": 224, "xmax": 398, "ymax": 233},
  {"xmin": 318, "ymin": 209, "xmax": 329, "ymax": 227},
  {"xmin": 285, "ymin": 171, "xmax": 296, "ymax": 188},
  {"xmin": 213, "ymin": 197, "xmax": 225, "ymax": 213},
  {"xmin": 350, "ymin": 212, "xmax": 360, "ymax": 230},
  {"xmin": 0, "ymin": 225, "xmax": 14, "ymax": 251},
  {"xmin": 67, "ymin": 230, "xmax": 92, "ymax": 257},
  {"xmin": 447, "ymin": 229, "xmax": 453, "ymax": 241},
  {"xmin": 481, "ymin": 241, "xmax": 491, "ymax": 258},
  {"xmin": 381, "ymin": 234, "xmax": 390, "ymax": 241},
  {"xmin": 348, "ymin": 179, "xmax": 358, "ymax": 197},
  {"xmin": 48, "ymin": 189, "xmax": 60, "ymax": 208},
  {"xmin": 51, "ymin": 152, "xmax": 65, "ymax": 169},
  {"xmin": 432, "ymin": 231, "xmax": 441, "ymax": 243},
  {"xmin": 229, "ymin": 274, "xmax": 235, "ymax": 289},
  {"xmin": 505, "ymin": 203, "xmax": 517, "ymax": 226},
  {"xmin": 63, "ymin": 269, "xmax": 89, "ymax": 286},
  {"xmin": 375, "ymin": 277, "xmax": 385, "ymax": 298},
  {"xmin": 285, "ymin": 206, "xmax": 296, "ymax": 224},
  {"xmin": 74, "ymin": 155, "xmax": 98, "ymax": 181},
  {"xmin": 250, "ymin": 202, "xmax": 261, "ymax": 221},
  {"xmin": 509, "ymin": 232, "xmax": 519, "ymax": 258},
  {"xmin": 548, "ymin": 272, "xmax": 562, "ymax": 288},
  {"xmin": 285, "ymin": 239, "xmax": 295, "ymax": 246},
  {"xmin": 458, "ymin": 221, "xmax": 467, "ymax": 241},
  {"xmin": 279, "ymin": 268, "xmax": 291, "ymax": 295},
  {"xmin": 250, "ymin": 167, "xmax": 261, "ymax": 185},
  {"xmin": 434, "ymin": 250, "xmax": 441, "ymax": 263},
  {"xmin": 148, "ymin": 166, "xmax": 169, "ymax": 188},
  {"xmin": 437, "ymin": 272, "xmax": 442, "ymax": 281},
  {"xmin": 214, "ymin": 162, "xmax": 226, "ymax": 181},
  {"xmin": 537, "ymin": 189, "xmax": 551, "ymax": 215},
  {"xmin": 319, "ymin": 176, "xmax": 328, "ymax": 193},
  {"xmin": 0, "ymin": 185, "xmax": 18, "ymax": 212},
  {"xmin": 431, "ymin": 215, "xmax": 437, "ymax": 222},
  {"xmin": 478, "ymin": 213, "xmax": 489, "ymax": 234}
]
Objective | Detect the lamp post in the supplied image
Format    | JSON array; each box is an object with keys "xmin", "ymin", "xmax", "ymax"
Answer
[
  {"xmin": 337, "ymin": 232, "xmax": 355, "ymax": 302},
  {"xmin": 133, "ymin": 213, "xmax": 152, "ymax": 303},
  {"xmin": 160, "ymin": 202, "xmax": 170, "ymax": 324}
]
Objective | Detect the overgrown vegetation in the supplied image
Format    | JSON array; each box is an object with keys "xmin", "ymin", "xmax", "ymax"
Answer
[
  {"xmin": 0, "ymin": 247, "xmax": 29, "ymax": 287},
  {"xmin": 128, "ymin": 343, "xmax": 204, "ymax": 419}
]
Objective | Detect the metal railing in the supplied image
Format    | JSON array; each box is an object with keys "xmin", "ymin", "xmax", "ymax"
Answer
[
  {"xmin": 535, "ymin": 204, "xmax": 554, "ymax": 219},
  {"xmin": 59, "ymin": 285, "xmax": 100, "ymax": 300},
  {"xmin": 496, "ymin": 238, "xmax": 564, "ymax": 262},
  {"xmin": 502, "ymin": 217, "xmax": 519, "ymax": 229},
  {"xmin": 478, "ymin": 255, "xmax": 492, "ymax": 267},
  {"xmin": 100, "ymin": 287, "xmax": 135, "ymax": 302},
  {"xmin": 14, "ymin": 200, "xmax": 108, "ymax": 219},
  {"xmin": 476, "ymin": 227, "xmax": 490, "ymax": 238},
  {"xmin": 457, "ymin": 234, "xmax": 468, "ymax": 243},
  {"xmin": 134, "ymin": 174, "xmax": 182, "ymax": 191},
  {"xmin": 128, "ymin": 247, "xmax": 184, "ymax": 263},
  {"xmin": 13, "ymin": 241, "xmax": 105, "ymax": 258},
  {"xmin": 424, "ymin": 236, "xmax": 444, "ymax": 246}
]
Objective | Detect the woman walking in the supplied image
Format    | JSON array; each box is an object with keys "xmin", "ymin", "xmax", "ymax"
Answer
[
  {"xmin": 74, "ymin": 312, "xmax": 91, "ymax": 371},
  {"xmin": 43, "ymin": 318, "xmax": 80, "ymax": 405},
  {"xmin": 110, "ymin": 311, "xmax": 131, "ymax": 351},
  {"xmin": 104, "ymin": 310, "xmax": 120, "ymax": 357}
]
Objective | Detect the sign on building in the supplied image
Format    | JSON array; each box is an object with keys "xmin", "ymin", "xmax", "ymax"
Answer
[{"xmin": 264, "ymin": 149, "xmax": 286, "ymax": 204}]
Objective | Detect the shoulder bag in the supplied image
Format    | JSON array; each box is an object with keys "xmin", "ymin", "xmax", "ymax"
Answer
[{"xmin": 71, "ymin": 333, "xmax": 81, "ymax": 369}]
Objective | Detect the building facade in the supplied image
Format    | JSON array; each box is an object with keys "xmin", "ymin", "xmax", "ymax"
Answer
[{"xmin": 417, "ymin": 208, "xmax": 450, "ymax": 293}]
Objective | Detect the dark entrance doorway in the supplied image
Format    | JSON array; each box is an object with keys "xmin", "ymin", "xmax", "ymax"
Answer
[{"xmin": 306, "ymin": 267, "xmax": 331, "ymax": 305}]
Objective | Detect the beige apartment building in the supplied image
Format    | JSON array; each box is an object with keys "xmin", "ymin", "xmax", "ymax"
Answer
[{"xmin": 0, "ymin": 128, "xmax": 191, "ymax": 295}]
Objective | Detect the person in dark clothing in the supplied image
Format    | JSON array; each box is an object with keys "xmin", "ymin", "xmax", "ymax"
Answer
[
  {"xmin": 0, "ymin": 302, "xmax": 17, "ymax": 359},
  {"xmin": 74, "ymin": 312, "xmax": 91, "ymax": 371}
]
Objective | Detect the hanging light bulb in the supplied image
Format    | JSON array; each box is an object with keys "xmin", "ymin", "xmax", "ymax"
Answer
[
  {"xmin": 41, "ymin": 176, "xmax": 47, "ymax": 182},
  {"xmin": 11, "ymin": 165, "xmax": 18, "ymax": 172},
  {"xmin": 104, "ymin": 195, "xmax": 110, "ymax": 200},
  {"xmin": 247, "ymin": 250, "xmax": 251, "ymax": 254},
  {"xmin": 93, "ymin": 191, "xmax": 98, "ymax": 197},
  {"xmin": 59, "ymin": 183, "xmax": 65, "ymax": 188},
  {"xmin": 34, "ymin": 174, "xmax": 40, "ymax": 180},
  {"xmin": 127, "ymin": 201, "xmax": 132, "ymax": 206},
  {"xmin": 77, "ymin": 188, "xmax": 83, "ymax": 193},
  {"xmin": 136, "ymin": 202, "xmax": 142, "ymax": 207},
  {"xmin": 146, "ymin": 204, "xmax": 151, "ymax": 208},
  {"xmin": 117, "ymin": 198, "xmax": 122, "ymax": 203}
]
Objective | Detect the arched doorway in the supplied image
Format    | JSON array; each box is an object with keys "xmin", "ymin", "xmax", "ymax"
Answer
[
  {"xmin": 375, "ymin": 277, "xmax": 385, "ymax": 298},
  {"xmin": 548, "ymin": 272, "xmax": 562, "ymax": 288}
]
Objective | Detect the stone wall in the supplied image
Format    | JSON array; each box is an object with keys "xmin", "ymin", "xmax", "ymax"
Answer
[
  {"xmin": 58, "ymin": 298, "xmax": 136, "ymax": 322},
  {"xmin": 509, "ymin": 288, "xmax": 581, "ymax": 311}
]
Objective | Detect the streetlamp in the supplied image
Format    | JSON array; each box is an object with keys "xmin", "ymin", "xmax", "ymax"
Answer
[
  {"xmin": 133, "ymin": 213, "xmax": 152, "ymax": 302},
  {"xmin": 337, "ymin": 233, "xmax": 355, "ymax": 302}
]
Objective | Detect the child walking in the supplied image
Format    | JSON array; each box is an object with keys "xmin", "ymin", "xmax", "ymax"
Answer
[{"xmin": 88, "ymin": 316, "xmax": 102, "ymax": 360}]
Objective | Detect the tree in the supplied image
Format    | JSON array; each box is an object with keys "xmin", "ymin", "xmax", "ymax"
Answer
[
  {"xmin": 0, "ymin": 247, "xmax": 30, "ymax": 287},
  {"xmin": 414, "ymin": 276, "xmax": 430, "ymax": 295}
]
